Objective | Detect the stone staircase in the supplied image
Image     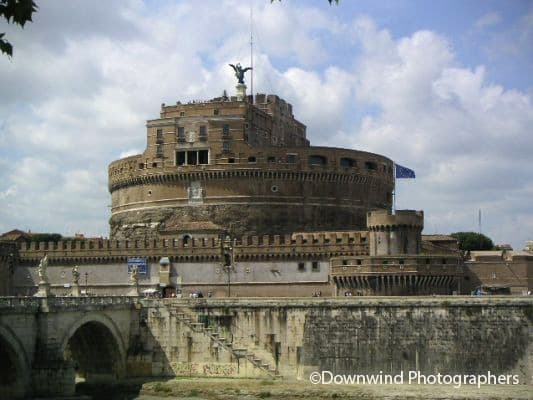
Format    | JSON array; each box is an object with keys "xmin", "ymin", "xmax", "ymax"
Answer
[{"xmin": 172, "ymin": 307, "xmax": 279, "ymax": 378}]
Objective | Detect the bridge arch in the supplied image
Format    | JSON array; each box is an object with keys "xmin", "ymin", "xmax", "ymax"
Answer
[
  {"xmin": 0, "ymin": 324, "xmax": 31, "ymax": 399},
  {"xmin": 60, "ymin": 312, "xmax": 127, "ymax": 384}
]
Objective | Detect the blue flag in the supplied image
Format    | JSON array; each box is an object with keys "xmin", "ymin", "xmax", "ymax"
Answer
[{"xmin": 395, "ymin": 164, "xmax": 415, "ymax": 179}]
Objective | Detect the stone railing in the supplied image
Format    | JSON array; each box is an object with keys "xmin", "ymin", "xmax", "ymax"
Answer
[
  {"xmin": 0, "ymin": 296, "xmax": 40, "ymax": 311},
  {"xmin": 0, "ymin": 296, "xmax": 138, "ymax": 312},
  {"xmin": 45, "ymin": 296, "xmax": 138, "ymax": 308}
]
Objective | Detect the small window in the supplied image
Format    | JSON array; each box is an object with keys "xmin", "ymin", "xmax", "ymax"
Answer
[
  {"xmin": 425, "ymin": 258, "xmax": 430, "ymax": 265},
  {"xmin": 309, "ymin": 155, "xmax": 327, "ymax": 166},
  {"xmin": 214, "ymin": 109, "xmax": 219, "ymax": 115},
  {"xmin": 199, "ymin": 125, "xmax": 207, "ymax": 141},
  {"xmin": 228, "ymin": 158, "xmax": 235, "ymax": 163},
  {"xmin": 340, "ymin": 157, "xmax": 356, "ymax": 168},
  {"xmin": 248, "ymin": 156, "xmax": 256, "ymax": 163},
  {"xmin": 342, "ymin": 260, "xmax": 348, "ymax": 266},
  {"xmin": 183, "ymin": 235, "xmax": 191, "ymax": 246},
  {"xmin": 287, "ymin": 154, "xmax": 297, "ymax": 164},
  {"xmin": 270, "ymin": 185, "xmax": 278, "ymax": 193},
  {"xmin": 176, "ymin": 151, "xmax": 186, "ymax": 166},
  {"xmin": 442, "ymin": 258, "xmax": 447, "ymax": 264},
  {"xmin": 223, "ymin": 141, "xmax": 231, "ymax": 152},
  {"xmin": 223, "ymin": 124, "xmax": 230, "ymax": 136},
  {"xmin": 198, "ymin": 150, "xmax": 209, "ymax": 165},
  {"xmin": 152, "ymin": 162, "xmax": 157, "ymax": 168},
  {"xmin": 356, "ymin": 259, "xmax": 362, "ymax": 265},
  {"xmin": 177, "ymin": 127, "xmax": 185, "ymax": 142},
  {"xmin": 187, "ymin": 151, "xmax": 198, "ymax": 165},
  {"xmin": 399, "ymin": 259, "xmax": 404, "ymax": 265},
  {"xmin": 267, "ymin": 156, "xmax": 276, "ymax": 163},
  {"xmin": 156, "ymin": 129, "xmax": 163, "ymax": 140},
  {"xmin": 365, "ymin": 161, "xmax": 377, "ymax": 170},
  {"xmin": 311, "ymin": 261, "xmax": 320, "ymax": 272},
  {"xmin": 383, "ymin": 260, "xmax": 388, "ymax": 265},
  {"xmin": 180, "ymin": 111, "xmax": 185, "ymax": 117},
  {"xmin": 156, "ymin": 145, "xmax": 163, "ymax": 156},
  {"xmin": 297, "ymin": 262, "xmax": 305, "ymax": 272},
  {"xmin": 139, "ymin": 163, "xmax": 145, "ymax": 169}
]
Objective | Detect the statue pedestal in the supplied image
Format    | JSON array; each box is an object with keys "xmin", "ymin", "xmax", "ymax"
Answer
[
  {"xmin": 236, "ymin": 83, "xmax": 247, "ymax": 101},
  {"xmin": 128, "ymin": 283, "xmax": 140, "ymax": 297},
  {"xmin": 71, "ymin": 283, "xmax": 80, "ymax": 297},
  {"xmin": 34, "ymin": 281, "xmax": 50, "ymax": 297}
]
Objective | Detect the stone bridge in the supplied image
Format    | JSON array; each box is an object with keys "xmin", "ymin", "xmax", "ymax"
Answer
[
  {"xmin": 0, "ymin": 296, "xmax": 137, "ymax": 398},
  {"xmin": 1, "ymin": 296, "xmax": 532, "ymax": 398}
]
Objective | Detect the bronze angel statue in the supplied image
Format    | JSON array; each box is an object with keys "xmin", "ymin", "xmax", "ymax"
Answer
[{"xmin": 229, "ymin": 63, "xmax": 252, "ymax": 84}]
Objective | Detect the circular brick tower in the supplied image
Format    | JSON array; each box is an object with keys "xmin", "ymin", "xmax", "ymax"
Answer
[{"xmin": 108, "ymin": 94, "xmax": 394, "ymax": 240}]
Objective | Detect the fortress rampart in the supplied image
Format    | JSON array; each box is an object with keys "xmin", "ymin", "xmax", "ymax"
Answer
[{"xmin": 15, "ymin": 231, "xmax": 369, "ymax": 265}]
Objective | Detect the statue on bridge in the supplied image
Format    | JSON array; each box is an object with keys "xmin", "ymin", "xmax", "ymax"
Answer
[
  {"xmin": 72, "ymin": 265, "xmax": 80, "ymax": 285},
  {"xmin": 128, "ymin": 265, "xmax": 140, "ymax": 296},
  {"xmin": 38, "ymin": 254, "xmax": 49, "ymax": 283},
  {"xmin": 34, "ymin": 254, "xmax": 51, "ymax": 297}
]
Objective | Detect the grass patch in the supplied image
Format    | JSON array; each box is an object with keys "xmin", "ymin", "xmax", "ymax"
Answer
[{"xmin": 153, "ymin": 383, "xmax": 171, "ymax": 393}]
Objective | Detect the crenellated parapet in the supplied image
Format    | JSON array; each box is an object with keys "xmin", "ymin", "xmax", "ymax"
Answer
[
  {"xmin": 367, "ymin": 210, "xmax": 424, "ymax": 256},
  {"xmin": 16, "ymin": 231, "xmax": 369, "ymax": 265},
  {"xmin": 367, "ymin": 209, "xmax": 424, "ymax": 231}
]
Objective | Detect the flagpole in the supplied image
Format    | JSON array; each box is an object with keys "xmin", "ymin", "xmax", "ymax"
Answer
[{"xmin": 393, "ymin": 163, "xmax": 396, "ymax": 214}]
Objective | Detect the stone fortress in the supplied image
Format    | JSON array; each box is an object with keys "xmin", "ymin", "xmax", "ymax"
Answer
[{"xmin": 0, "ymin": 77, "xmax": 532, "ymax": 298}]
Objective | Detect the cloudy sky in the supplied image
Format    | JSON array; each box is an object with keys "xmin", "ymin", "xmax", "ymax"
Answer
[{"xmin": 1, "ymin": 0, "xmax": 532, "ymax": 249}]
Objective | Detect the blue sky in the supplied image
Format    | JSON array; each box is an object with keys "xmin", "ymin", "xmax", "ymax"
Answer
[{"xmin": 0, "ymin": 0, "xmax": 532, "ymax": 249}]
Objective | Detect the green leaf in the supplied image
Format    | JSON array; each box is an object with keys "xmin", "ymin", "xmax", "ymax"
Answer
[{"xmin": 0, "ymin": 37, "xmax": 13, "ymax": 56}]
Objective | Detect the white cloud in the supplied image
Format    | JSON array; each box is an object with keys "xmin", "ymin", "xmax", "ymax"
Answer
[{"xmin": 475, "ymin": 12, "xmax": 501, "ymax": 30}]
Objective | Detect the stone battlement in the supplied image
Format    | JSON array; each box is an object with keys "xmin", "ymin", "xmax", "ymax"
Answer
[
  {"xmin": 16, "ymin": 231, "xmax": 369, "ymax": 264},
  {"xmin": 367, "ymin": 209, "xmax": 424, "ymax": 230}
]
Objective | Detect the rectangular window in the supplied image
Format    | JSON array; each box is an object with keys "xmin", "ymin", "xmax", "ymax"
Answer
[
  {"xmin": 198, "ymin": 150, "xmax": 209, "ymax": 165},
  {"xmin": 156, "ymin": 145, "xmax": 163, "ymax": 156},
  {"xmin": 298, "ymin": 262, "xmax": 305, "ymax": 272},
  {"xmin": 187, "ymin": 151, "xmax": 198, "ymax": 165},
  {"xmin": 311, "ymin": 261, "xmax": 320, "ymax": 272},
  {"xmin": 177, "ymin": 127, "xmax": 185, "ymax": 142},
  {"xmin": 223, "ymin": 124, "xmax": 230, "ymax": 136},
  {"xmin": 223, "ymin": 141, "xmax": 231, "ymax": 152},
  {"xmin": 287, "ymin": 154, "xmax": 297, "ymax": 164},
  {"xmin": 176, "ymin": 151, "xmax": 186, "ymax": 166},
  {"xmin": 267, "ymin": 156, "xmax": 276, "ymax": 163},
  {"xmin": 199, "ymin": 125, "xmax": 207, "ymax": 138},
  {"xmin": 156, "ymin": 129, "xmax": 163, "ymax": 140}
]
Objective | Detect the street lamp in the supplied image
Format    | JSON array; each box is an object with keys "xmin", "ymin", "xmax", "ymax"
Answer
[{"xmin": 84, "ymin": 271, "xmax": 89, "ymax": 296}]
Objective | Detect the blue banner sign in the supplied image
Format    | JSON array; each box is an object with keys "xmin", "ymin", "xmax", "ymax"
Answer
[{"xmin": 128, "ymin": 257, "xmax": 147, "ymax": 274}]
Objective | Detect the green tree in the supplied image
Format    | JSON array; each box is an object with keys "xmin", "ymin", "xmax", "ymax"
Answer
[
  {"xmin": 450, "ymin": 232, "xmax": 494, "ymax": 251},
  {"xmin": 0, "ymin": 0, "xmax": 37, "ymax": 57},
  {"xmin": 28, "ymin": 233, "xmax": 62, "ymax": 242}
]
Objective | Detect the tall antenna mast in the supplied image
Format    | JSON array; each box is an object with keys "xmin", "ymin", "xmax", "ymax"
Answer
[{"xmin": 250, "ymin": 3, "xmax": 254, "ymax": 104}]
